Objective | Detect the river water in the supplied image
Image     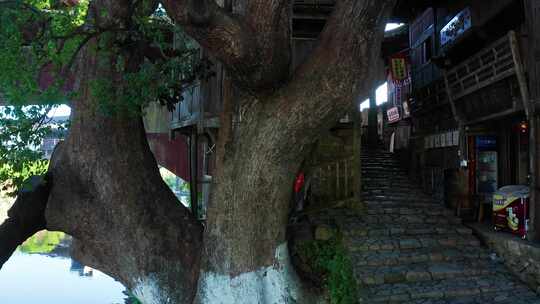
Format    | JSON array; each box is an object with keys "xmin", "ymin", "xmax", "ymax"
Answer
[{"xmin": 0, "ymin": 198, "xmax": 135, "ymax": 304}]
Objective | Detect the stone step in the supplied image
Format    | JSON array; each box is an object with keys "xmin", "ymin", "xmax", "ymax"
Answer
[
  {"xmin": 362, "ymin": 166, "xmax": 404, "ymax": 171},
  {"xmin": 362, "ymin": 186, "xmax": 421, "ymax": 192},
  {"xmin": 437, "ymin": 289, "xmax": 540, "ymax": 304},
  {"xmin": 361, "ymin": 153, "xmax": 395, "ymax": 157},
  {"xmin": 362, "ymin": 174, "xmax": 409, "ymax": 179},
  {"xmin": 364, "ymin": 196, "xmax": 439, "ymax": 204},
  {"xmin": 363, "ymin": 175, "xmax": 410, "ymax": 180},
  {"xmin": 364, "ymin": 200, "xmax": 444, "ymax": 208},
  {"xmin": 361, "ymin": 162, "xmax": 400, "ymax": 166},
  {"xmin": 362, "ymin": 172, "xmax": 407, "ymax": 177},
  {"xmin": 360, "ymin": 158, "xmax": 400, "ymax": 168},
  {"xmin": 362, "ymin": 178, "xmax": 413, "ymax": 184},
  {"xmin": 349, "ymin": 150, "xmax": 539, "ymax": 303},
  {"xmin": 365, "ymin": 274, "xmax": 533, "ymax": 303},
  {"xmin": 353, "ymin": 214, "xmax": 462, "ymax": 226},
  {"xmin": 346, "ymin": 235, "xmax": 482, "ymax": 253},
  {"xmin": 360, "ymin": 158, "xmax": 399, "ymax": 162},
  {"xmin": 365, "ymin": 205, "xmax": 453, "ymax": 216},
  {"xmin": 361, "ymin": 164, "xmax": 401, "ymax": 169},
  {"xmin": 351, "ymin": 247, "xmax": 487, "ymax": 268},
  {"xmin": 362, "ymin": 186, "xmax": 421, "ymax": 193},
  {"xmin": 361, "ymin": 160, "xmax": 401, "ymax": 164},
  {"xmin": 361, "ymin": 154, "xmax": 395, "ymax": 158},
  {"xmin": 342, "ymin": 223, "xmax": 471, "ymax": 238},
  {"xmin": 363, "ymin": 191, "xmax": 428, "ymax": 199},
  {"xmin": 355, "ymin": 261, "xmax": 502, "ymax": 286}
]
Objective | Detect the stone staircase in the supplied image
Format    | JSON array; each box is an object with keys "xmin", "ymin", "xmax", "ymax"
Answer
[{"xmin": 340, "ymin": 149, "xmax": 540, "ymax": 304}]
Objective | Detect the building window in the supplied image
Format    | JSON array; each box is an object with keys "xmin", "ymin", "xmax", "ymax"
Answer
[{"xmin": 422, "ymin": 37, "xmax": 433, "ymax": 65}]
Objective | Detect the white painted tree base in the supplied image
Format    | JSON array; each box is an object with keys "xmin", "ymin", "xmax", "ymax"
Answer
[
  {"xmin": 133, "ymin": 276, "xmax": 171, "ymax": 304},
  {"xmin": 195, "ymin": 243, "xmax": 323, "ymax": 304}
]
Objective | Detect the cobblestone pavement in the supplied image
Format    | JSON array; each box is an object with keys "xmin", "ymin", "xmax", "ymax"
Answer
[{"xmin": 342, "ymin": 149, "xmax": 540, "ymax": 303}]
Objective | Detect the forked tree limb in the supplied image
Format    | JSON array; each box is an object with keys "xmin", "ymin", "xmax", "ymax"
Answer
[
  {"xmin": 276, "ymin": 0, "xmax": 396, "ymax": 143},
  {"xmin": 161, "ymin": 0, "xmax": 292, "ymax": 89},
  {"xmin": 0, "ymin": 174, "xmax": 50, "ymax": 269}
]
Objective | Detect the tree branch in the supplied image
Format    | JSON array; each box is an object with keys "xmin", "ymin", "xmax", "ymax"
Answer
[
  {"xmin": 277, "ymin": 0, "xmax": 396, "ymax": 142},
  {"xmin": 242, "ymin": 0, "xmax": 292, "ymax": 89},
  {"xmin": 0, "ymin": 174, "xmax": 50, "ymax": 269},
  {"xmin": 161, "ymin": 0, "xmax": 292, "ymax": 90}
]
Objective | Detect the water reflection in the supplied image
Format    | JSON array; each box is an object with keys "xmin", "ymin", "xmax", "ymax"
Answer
[{"xmin": 0, "ymin": 230, "xmax": 138, "ymax": 304}]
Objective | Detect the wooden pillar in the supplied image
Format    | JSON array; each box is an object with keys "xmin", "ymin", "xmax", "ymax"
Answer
[
  {"xmin": 353, "ymin": 108, "xmax": 363, "ymax": 202},
  {"xmin": 525, "ymin": 0, "xmax": 540, "ymax": 240},
  {"xmin": 189, "ymin": 128, "xmax": 199, "ymax": 219},
  {"xmin": 367, "ymin": 90, "xmax": 378, "ymax": 148}
]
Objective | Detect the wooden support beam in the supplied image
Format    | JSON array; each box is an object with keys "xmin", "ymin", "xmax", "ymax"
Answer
[
  {"xmin": 509, "ymin": 31, "xmax": 531, "ymax": 118},
  {"xmin": 524, "ymin": 0, "xmax": 540, "ymax": 240},
  {"xmin": 367, "ymin": 90, "xmax": 378, "ymax": 148},
  {"xmin": 353, "ymin": 109, "xmax": 362, "ymax": 202},
  {"xmin": 189, "ymin": 128, "xmax": 199, "ymax": 219}
]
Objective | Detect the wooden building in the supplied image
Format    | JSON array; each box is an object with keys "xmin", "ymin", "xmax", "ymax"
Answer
[{"xmin": 392, "ymin": 0, "xmax": 540, "ymax": 239}]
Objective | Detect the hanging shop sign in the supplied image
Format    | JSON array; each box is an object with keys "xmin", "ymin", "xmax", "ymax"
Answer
[
  {"xmin": 424, "ymin": 130, "xmax": 460, "ymax": 150},
  {"xmin": 387, "ymin": 106, "xmax": 400, "ymax": 123},
  {"xmin": 389, "ymin": 54, "xmax": 410, "ymax": 85},
  {"xmin": 441, "ymin": 7, "xmax": 472, "ymax": 46}
]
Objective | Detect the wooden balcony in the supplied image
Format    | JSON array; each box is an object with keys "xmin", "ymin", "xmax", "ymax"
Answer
[
  {"xmin": 411, "ymin": 78, "xmax": 448, "ymax": 114},
  {"xmin": 170, "ymin": 82, "xmax": 220, "ymax": 131},
  {"xmin": 292, "ymin": 0, "xmax": 334, "ymax": 39},
  {"xmin": 444, "ymin": 33, "xmax": 518, "ymax": 102}
]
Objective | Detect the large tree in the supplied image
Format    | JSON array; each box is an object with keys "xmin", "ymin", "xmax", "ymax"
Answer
[{"xmin": 0, "ymin": 0, "xmax": 395, "ymax": 303}]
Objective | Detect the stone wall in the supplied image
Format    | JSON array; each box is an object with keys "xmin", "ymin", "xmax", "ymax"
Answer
[{"xmin": 471, "ymin": 224, "xmax": 540, "ymax": 294}]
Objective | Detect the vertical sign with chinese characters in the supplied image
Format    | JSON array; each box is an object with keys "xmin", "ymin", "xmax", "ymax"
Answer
[{"xmin": 390, "ymin": 54, "xmax": 409, "ymax": 84}]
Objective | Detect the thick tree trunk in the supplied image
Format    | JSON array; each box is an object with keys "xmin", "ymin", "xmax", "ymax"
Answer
[
  {"xmin": 195, "ymin": 93, "xmax": 317, "ymax": 303},
  {"xmin": 44, "ymin": 34, "xmax": 203, "ymax": 302}
]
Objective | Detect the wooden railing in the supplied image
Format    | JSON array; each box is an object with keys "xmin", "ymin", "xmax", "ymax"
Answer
[
  {"xmin": 170, "ymin": 83, "xmax": 201, "ymax": 130},
  {"xmin": 310, "ymin": 156, "xmax": 355, "ymax": 203},
  {"xmin": 421, "ymin": 166, "xmax": 446, "ymax": 202},
  {"xmin": 445, "ymin": 32, "xmax": 517, "ymax": 101},
  {"xmin": 170, "ymin": 82, "xmax": 221, "ymax": 131}
]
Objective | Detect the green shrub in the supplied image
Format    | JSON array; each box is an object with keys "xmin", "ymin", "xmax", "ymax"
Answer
[{"xmin": 299, "ymin": 238, "xmax": 357, "ymax": 304}]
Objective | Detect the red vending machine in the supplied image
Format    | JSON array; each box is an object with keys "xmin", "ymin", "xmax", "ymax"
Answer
[{"xmin": 493, "ymin": 185, "xmax": 530, "ymax": 239}]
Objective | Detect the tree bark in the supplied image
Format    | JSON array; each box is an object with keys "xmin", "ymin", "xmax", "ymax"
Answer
[
  {"xmin": 196, "ymin": 93, "xmax": 315, "ymax": 303},
  {"xmin": 0, "ymin": 0, "xmax": 395, "ymax": 303},
  {"xmin": 43, "ymin": 39, "xmax": 203, "ymax": 303}
]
